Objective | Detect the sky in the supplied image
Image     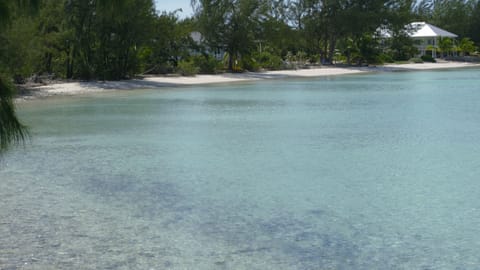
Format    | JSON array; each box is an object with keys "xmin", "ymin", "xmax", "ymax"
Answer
[{"xmin": 154, "ymin": 0, "xmax": 194, "ymax": 18}]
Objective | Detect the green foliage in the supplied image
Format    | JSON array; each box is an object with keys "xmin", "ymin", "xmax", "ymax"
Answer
[
  {"xmin": 438, "ymin": 37, "xmax": 454, "ymax": 57},
  {"xmin": 0, "ymin": 0, "xmax": 40, "ymax": 27},
  {"xmin": 337, "ymin": 38, "xmax": 360, "ymax": 65},
  {"xmin": 308, "ymin": 54, "xmax": 321, "ymax": 64},
  {"xmin": 429, "ymin": 0, "xmax": 473, "ymax": 39},
  {"xmin": 257, "ymin": 16, "xmax": 300, "ymax": 58},
  {"xmin": 176, "ymin": 59, "xmax": 200, "ymax": 76},
  {"xmin": 296, "ymin": 51, "xmax": 307, "ymax": 65},
  {"xmin": 0, "ymin": 0, "xmax": 38, "ymax": 153},
  {"xmin": 61, "ymin": 0, "xmax": 156, "ymax": 80},
  {"xmin": 356, "ymin": 34, "xmax": 382, "ymax": 64},
  {"xmin": 1, "ymin": 0, "xmax": 479, "ymax": 80},
  {"xmin": 0, "ymin": 2, "xmax": 11, "ymax": 27},
  {"xmin": 379, "ymin": 54, "xmax": 395, "ymax": 63},
  {"xmin": 0, "ymin": 75, "xmax": 29, "ymax": 153},
  {"xmin": 253, "ymin": 51, "xmax": 284, "ymax": 70},
  {"xmin": 421, "ymin": 55, "xmax": 436, "ymax": 62},
  {"xmin": 192, "ymin": 0, "xmax": 264, "ymax": 71},
  {"xmin": 240, "ymin": 56, "xmax": 260, "ymax": 72},
  {"xmin": 192, "ymin": 55, "xmax": 223, "ymax": 74},
  {"xmin": 470, "ymin": 2, "xmax": 480, "ymax": 43},
  {"xmin": 300, "ymin": 0, "xmax": 412, "ymax": 64},
  {"xmin": 386, "ymin": 32, "xmax": 418, "ymax": 61},
  {"xmin": 34, "ymin": 1, "xmax": 70, "ymax": 77},
  {"xmin": 1, "ymin": 16, "xmax": 39, "ymax": 79},
  {"xmin": 143, "ymin": 12, "xmax": 195, "ymax": 75},
  {"xmin": 458, "ymin": 37, "xmax": 476, "ymax": 56},
  {"xmin": 410, "ymin": 57, "xmax": 424, "ymax": 63}
]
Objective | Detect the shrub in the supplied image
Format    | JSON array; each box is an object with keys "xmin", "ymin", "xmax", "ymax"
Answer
[
  {"xmin": 421, "ymin": 55, "xmax": 436, "ymax": 63},
  {"xmin": 240, "ymin": 56, "xmax": 259, "ymax": 72},
  {"xmin": 156, "ymin": 63, "xmax": 175, "ymax": 74},
  {"xmin": 379, "ymin": 54, "xmax": 394, "ymax": 63},
  {"xmin": 409, "ymin": 58, "xmax": 424, "ymax": 64},
  {"xmin": 192, "ymin": 55, "xmax": 223, "ymax": 74},
  {"xmin": 308, "ymin": 54, "xmax": 321, "ymax": 64},
  {"xmin": 176, "ymin": 59, "xmax": 199, "ymax": 76},
  {"xmin": 253, "ymin": 51, "xmax": 283, "ymax": 70},
  {"xmin": 365, "ymin": 54, "xmax": 386, "ymax": 65}
]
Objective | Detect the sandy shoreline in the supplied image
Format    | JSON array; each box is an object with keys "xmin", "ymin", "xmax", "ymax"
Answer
[
  {"xmin": 381, "ymin": 61, "xmax": 480, "ymax": 70},
  {"xmin": 16, "ymin": 61, "xmax": 480, "ymax": 100}
]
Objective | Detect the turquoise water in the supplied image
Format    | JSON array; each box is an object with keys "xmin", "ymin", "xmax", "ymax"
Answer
[{"xmin": 1, "ymin": 69, "xmax": 480, "ymax": 269}]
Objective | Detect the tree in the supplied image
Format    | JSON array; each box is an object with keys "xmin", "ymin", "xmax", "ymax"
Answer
[
  {"xmin": 1, "ymin": 15, "xmax": 39, "ymax": 80},
  {"xmin": 0, "ymin": 0, "xmax": 38, "ymax": 153},
  {"xmin": 387, "ymin": 32, "xmax": 418, "ymax": 61},
  {"xmin": 430, "ymin": 0, "xmax": 474, "ymax": 38},
  {"xmin": 63, "ymin": 0, "xmax": 155, "ymax": 80},
  {"xmin": 142, "ymin": 12, "xmax": 195, "ymax": 74},
  {"xmin": 438, "ymin": 37, "xmax": 454, "ymax": 57},
  {"xmin": 285, "ymin": 0, "xmax": 309, "ymax": 30},
  {"xmin": 458, "ymin": 37, "xmax": 476, "ymax": 56},
  {"xmin": 94, "ymin": 0, "xmax": 156, "ymax": 79},
  {"xmin": 257, "ymin": 0, "xmax": 301, "ymax": 58},
  {"xmin": 192, "ymin": 0, "xmax": 265, "ymax": 71},
  {"xmin": 382, "ymin": 0, "xmax": 418, "ymax": 61},
  {"xmin": 469, "ymin": 1, "xmax": 480, "ymax": 44},
  {"xmin": 300, "ymin": 0, "xmax": 412, "ymax": 64},
  {"xmin": 0, "ymin": 77, "xmax": 28, "ymax": 153}
]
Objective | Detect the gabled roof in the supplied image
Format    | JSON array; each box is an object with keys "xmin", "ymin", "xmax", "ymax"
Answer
[{"xmin": 408, "ymin": 22, "xmax": 458, "ymax": 38}]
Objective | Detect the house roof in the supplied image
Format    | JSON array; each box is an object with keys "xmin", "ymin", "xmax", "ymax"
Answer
[
  {"xmin": 190, "ymin": 31, "xmax": 203, "ymax": 44},
  {"xmin": 408, "ymin": 22, "xmax": 458, "ymax": 38}
]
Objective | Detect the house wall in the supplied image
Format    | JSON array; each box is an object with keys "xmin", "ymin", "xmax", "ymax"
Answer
[{"xmin": 413, "ymin": 37, "xmax": 437, "ymax": 58}]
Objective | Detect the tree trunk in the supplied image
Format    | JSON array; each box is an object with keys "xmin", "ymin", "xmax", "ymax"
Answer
[
  {"xmin": 328, "ymin": 37, "xmax": 336, "ymax": 64},
  {"xmin": 228, "ymin": 51, "xmax": 233, "ymax": 71},
  {"xmin": 66, "ymin": 45, "xmax": 74, "ymax": 79},
  {"xmin": 45, "ymin": 53, "xmax": 53, "ymax": 74}
]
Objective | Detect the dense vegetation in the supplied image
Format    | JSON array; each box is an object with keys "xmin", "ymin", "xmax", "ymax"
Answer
[
  {"xmin": 2, "ymin": 0, "xmax": 480, "ymax": 80},
  {"xmin": 1, "ymin": 0, "xmax": 480, "ymax": 151}
]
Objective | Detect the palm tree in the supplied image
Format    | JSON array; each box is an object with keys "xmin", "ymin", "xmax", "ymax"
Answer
[
  {"xmin": 438, "ymin": 37, "xmax": 453, "ymax": 58},
  {"xmin": 0, "ymin": 0, "xmax": 38, "ymax": 153},
  {"xmin": 0, "ymin": 77, "xmax": 28, "ymax": 153},
  {"xmin": 458, "ymin": 38, "xmax": 476, "ymax": 56}
]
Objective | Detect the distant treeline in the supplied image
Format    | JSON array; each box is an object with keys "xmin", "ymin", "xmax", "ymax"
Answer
[{"xmin": 1, "ymin": 0, "xmax": 479, "ymax": 81}]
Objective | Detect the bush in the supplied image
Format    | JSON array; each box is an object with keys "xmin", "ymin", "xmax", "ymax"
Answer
[
  {"xmin": 379, "ymin": 54, "xmax": 394, "ymax": 63},
  {"xmin": 238, "ymin": 57, "xmax": 258, "ymax": 72},
  {"xmin": 192, "ymin": 55, "xmax": 223, "ymax": 74},
  {"xmin": 365, "ymin": 54, "xmax": 386, "ymax": 65},
  {"xmin": 156, "ymin": 63, "xmax": 175, "ymax": 74},
  {"xmin": 409, "ymin": 58, "xmax": 424, "ymax": 63},
  {"xmin": 308, "ymin": 54, "xmax": 321, "ymax": 64},
  {"xmin": 253, "ymin": 51, "xmax": 283, "ymax": 70},
  {"xmin": 176, "ymin": 59, "xmax": 199, "ymax": 76},
  {"xmin": 421, "ymin": 55, "xmax": 436, "ymax": 63}
]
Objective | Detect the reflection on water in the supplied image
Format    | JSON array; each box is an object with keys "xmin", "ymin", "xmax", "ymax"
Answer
[{"xmin": 2, "ymin": 69, "xmax": 480, "ymax": 269}]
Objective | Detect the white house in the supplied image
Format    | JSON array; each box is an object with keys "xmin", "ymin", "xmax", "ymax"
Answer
[
  {"xmin": 379, "ymin": 22, "xmax": 458, "ymax": 58},
  {"xmin": 407, "ymin": 22, "xmax": 458, "ymax": 58}
]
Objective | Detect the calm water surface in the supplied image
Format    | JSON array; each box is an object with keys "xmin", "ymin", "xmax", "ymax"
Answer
[{"xmin": 1, "ymin": 69, "xmax": 480, "ymax": 269}]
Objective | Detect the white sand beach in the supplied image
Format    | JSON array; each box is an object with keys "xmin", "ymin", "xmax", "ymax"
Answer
[
  {"xmin": 17, "ymin": 61, "xmax": 480, "ymax": 99},
  {"xmin": 382, "ymin": 61, "xmax": 480, "ymax": 70}
]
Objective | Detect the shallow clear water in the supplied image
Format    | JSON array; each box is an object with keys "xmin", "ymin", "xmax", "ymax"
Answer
[{"xmin": 2, "ymin": 69, "xmax": 480, "ymax": 269}]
